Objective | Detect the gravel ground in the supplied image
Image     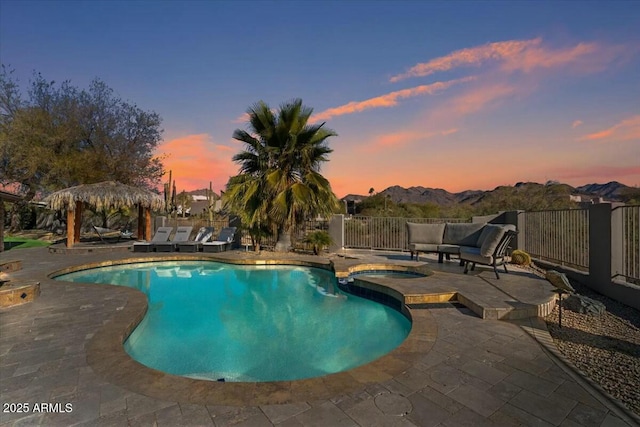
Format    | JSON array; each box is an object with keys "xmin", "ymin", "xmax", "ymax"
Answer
[{"xmin": 543, "ymin": 277, "xmax": 640, "ymax": 416}]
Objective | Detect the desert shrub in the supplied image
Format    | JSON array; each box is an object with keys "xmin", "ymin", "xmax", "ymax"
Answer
[{"xmin": 511, "ymin": 249, "xmax": 531, "ymax": 266}]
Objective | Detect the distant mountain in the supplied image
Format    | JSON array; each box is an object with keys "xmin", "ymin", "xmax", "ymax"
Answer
[
  {"xmin": 342, "ymin": 193, "xmax": 367, "ymax": 202},
  {"xmin": 187, "ymin": 188, "xmax": 220, "ymax": 199},
  {"xmin": 342, "ymin": 181, "xmax": 631, "ymax": 207},
  {"xmin": 575, "ymin": 181, "xmax": 628, "ymax": 201},
  {"xmin": 377, "ymin": 185, "xmax": 485, "ymax": 206}
]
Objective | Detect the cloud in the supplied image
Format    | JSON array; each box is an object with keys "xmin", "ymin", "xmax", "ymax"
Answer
[
  {"xmin": 311, "ymin": 77, "xmax": 475, "ymax": 122},
  {"xmin": 572, "ymin": 120, "xmax": 583, "ymax": 129},
  {"xmin": 554, "ymin": 165, "xmax": 640, "ymax": 180},
  {"xmin": 232, "ymin": 113, "xmax": 250, "ymax": 124},
  {"xmin": 390, "ymin": 37, "xmax": 625, "ymax": 82},
  {"xmin": 390, "ymin": 38, "xmax": 541, "ymax": 82},
  {"xmin": 446, "ymin": 83, "xmax": 516, "ymax": 116},
  {"xmin": 578, "ymin": 115, "xmax": 640, "ymax": 142},
  {"xmin": 156, "ymin": 134, "xmax": 238, "ymax": 192},
  {"xmin": 358, "ymin": 128, "xmax": 458, "ymax": 153}
]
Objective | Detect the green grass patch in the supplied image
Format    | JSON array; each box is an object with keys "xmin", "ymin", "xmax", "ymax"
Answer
[{"xmin": 3, "ymin": 237, "xmax": 51, "ymax": 250}]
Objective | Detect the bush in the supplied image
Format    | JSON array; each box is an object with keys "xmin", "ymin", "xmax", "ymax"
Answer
[
  {"xmin": 303, "ymin": 230, "xmax": 333, "ymax": 255},
  {"xmin": 511, "ymin": 249, "xmax": 531, "ymax": 266}
]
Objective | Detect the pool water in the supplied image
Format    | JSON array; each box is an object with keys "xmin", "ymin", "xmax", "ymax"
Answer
[{"xmin": 56, "ymin": 261, "xmax": 411, "ymax": 382}]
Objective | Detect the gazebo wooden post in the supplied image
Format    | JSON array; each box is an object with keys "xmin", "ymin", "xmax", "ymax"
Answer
[
  {"xmin": 66, "ymin": 205, "xmax": 75, "ymax": 248},
  {"xmin": 144, "ymin": 207, "xmax": 152, "ymax": 241},
  {"xmin": 137, "ymin": 205, "xmax": 144, "ymax": 240},
  {"xmin": 0, "ymin": 200, "xmax": 4, "ymax": 253},
  {"xmin": 74, "ymin": 201, "xmax": 83, "ymax": 243},
  {"xmin": 0, "ymin": 191, "xmax": 24, "ymax": 253}
]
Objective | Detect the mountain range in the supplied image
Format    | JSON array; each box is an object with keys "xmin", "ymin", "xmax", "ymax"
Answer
[{"xmin": 342, "ymin": 181, "xmax": 631, "ymax": 206}]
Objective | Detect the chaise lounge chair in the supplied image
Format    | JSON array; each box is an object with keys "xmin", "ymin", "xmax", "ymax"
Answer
[
  {"xmin": 132, "ymin": 227, "xmax": 173, "ymax": 252},
  {"xmin": 154, "ymin": 226, "xmax": 193, "ymax": 252},
  {"xmin": 176, "ymin": 226, "xmax": 215, "ymax": 252},
  {"xmin": 202, "ymin": 227, "xmax": 237, "ymax": 253},
  {"xmin": 93, "ymin": 225, "xmax": 132, "ymax": 243}
]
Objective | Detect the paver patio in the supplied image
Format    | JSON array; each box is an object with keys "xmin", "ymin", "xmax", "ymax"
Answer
[{"xmin": 0, "ymin": 246, "xmax": 637, "ymax": 426}]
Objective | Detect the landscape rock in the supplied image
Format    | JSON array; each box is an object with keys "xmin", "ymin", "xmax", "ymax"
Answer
[
  {"xmin": 563, "ymin": 294, "xmax": 606, "ymax": 316},
  {"xmin": 545, "ymin": 270, "xmax": 576, "ymax": 293}
]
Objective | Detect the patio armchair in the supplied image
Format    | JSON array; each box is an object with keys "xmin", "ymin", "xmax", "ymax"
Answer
[
  {"xmin": 132, "ymin": 227, "xmax": 173, "ymax": 252},
  {"xmin": 460, "ymin": 227, "xmax": 518, "ymax": 279},
  {"xmin": 154, "ymin": 226, "xmax": 194, "ymax": 252},
  {"xmin": 202, "ymin": 227, "xmax": 237, "ymax": 253}
]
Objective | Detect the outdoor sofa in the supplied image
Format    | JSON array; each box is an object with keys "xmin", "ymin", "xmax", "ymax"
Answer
[{"xmin": 406, "ymin": 222, "xmax": 517, "ymax": 278}]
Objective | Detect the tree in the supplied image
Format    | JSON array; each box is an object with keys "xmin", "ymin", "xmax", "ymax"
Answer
[
  {"xmin": 0, "ymin": 66, "xmax": 164, "ymax": 200},
  {"xmin": 176, "ymin": 190, "xmax": 191, "ymax": 217},
  {"xmin": 224, "ymin": 99, "xmax": 340, "ymax": 252}
]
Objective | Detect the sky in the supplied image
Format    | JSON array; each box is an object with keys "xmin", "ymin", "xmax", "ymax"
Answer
[{"xmin": 1, "ymin": 1, "xmax": 639, "ymax": 197}]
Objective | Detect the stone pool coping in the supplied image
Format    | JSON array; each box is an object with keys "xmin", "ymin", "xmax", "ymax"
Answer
[
  {"xmin": 48, "ymin": 255, "xmax": 436, "ymax": 405},
  {"xmin": 25, "ymin": 251, "xmax": 555, "ymax": 407}
]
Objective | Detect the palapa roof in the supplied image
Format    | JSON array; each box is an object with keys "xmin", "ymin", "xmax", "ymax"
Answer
[
  {"xmin": 45, "ymin": 181, "xmax": 165, "ymax": 211},
  {"xmin": 0, "ymin": 190, "xmax": 23, "ymax": 203}
]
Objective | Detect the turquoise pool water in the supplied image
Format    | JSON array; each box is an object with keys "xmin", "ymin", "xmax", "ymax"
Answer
[{"xmin": 56, "ymin": 261, "xmax": 411, "ymax": 382}]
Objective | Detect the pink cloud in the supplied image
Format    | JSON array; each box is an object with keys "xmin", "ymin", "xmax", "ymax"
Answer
[
  {"xmin": 578, "ymin": 115, "xmax": 640, "ymax": 142},
  {"xmin": 215, "ymin": 145, "xmax": 234, "ymax": 151},
  {"xmin": 446, "ymin": 84, "xmax": 516, "ymax": 116},
  {"xmin": 572, "ymin": 120, "xmax": 583, "ymax": 129},
  {"xmin": 156, "ymin": 134, "xmax": 238, "ymax": 192},
  {"xmin": 553, "ymin": 165, "xmax": 640, "ymax": 181},
  {"xmin": 311, "ymin": 77, "xmax": 474, "ymax": 122},
  {"xmin": 232, "ymin": 113, "xmax": 250, "ymax": 124},
  {"xmin": 357, "ymin": 129, "xmax": 458, "ymax": 153},
  {"xmin": 391, "ymin": 38, "xmax": 627, "ymax": 82},
  {"xmin": 421, "ymin": 83, "xmax": 518, "ymax": 126},
  {"xmin": 390, "ymin": 38, "xmax": 541, "ymax": 82}
]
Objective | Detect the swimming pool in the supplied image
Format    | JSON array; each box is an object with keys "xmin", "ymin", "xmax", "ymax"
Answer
[{"xmin": 56, "ymin": 261, "xmax": 411, "ymax": 382}]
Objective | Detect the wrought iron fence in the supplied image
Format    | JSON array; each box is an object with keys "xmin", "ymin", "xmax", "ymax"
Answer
[
  {"xmin": 614, "ymin": 205, "xmax": 640, "ymax": 284},
  {"xmin": 521, "ymin": 209, "xmax": 589, "ymax": 271},
  {"xmin": 344, "ymin": 216, "xmax": 470, "ymax": 251}
]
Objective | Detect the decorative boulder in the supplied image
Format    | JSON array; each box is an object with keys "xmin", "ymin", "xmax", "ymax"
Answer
[
  {"xmin": 545, "ymin": 270, "xmax": 575, "ymax": 293},
  {"xmin": 563, "ymin": 294, "xmax": 606, "ymax": 316}
]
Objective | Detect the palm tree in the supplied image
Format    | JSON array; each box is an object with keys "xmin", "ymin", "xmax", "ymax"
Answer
[{"xmin": 224, "ymin": 99, "xmax": 339, "ymax": 252}]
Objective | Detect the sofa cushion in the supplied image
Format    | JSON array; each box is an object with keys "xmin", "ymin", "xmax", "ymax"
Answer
[
  {"xmin": 410, "ymin": 243, "xmax": 440, "ymax": 252},
  {"xmin": 437, "ymin": 244, "xmax": 462, "ymax": 254},
  {"xmin": 443, "ymin": 223, "xmax": 485, "ymax": 246},
  {"xmin": 479, "ymin": 225, "xmax": 507, "ymax": 257},
  {"xmin": 460, "ymin": 246, "xmax": 493, "ymax": 264},
  {"xmin": 477, "ymin": 224, "xmax": 496, "ymax": 248},
  {"xmin": 406, "ymin": 222, "xmax": 445, "ymax": 245}
]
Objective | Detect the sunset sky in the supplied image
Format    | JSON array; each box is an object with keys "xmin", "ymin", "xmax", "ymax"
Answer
[{"xmin": 2, "ymin": 1, "xmax": 639, "ymax": 197}]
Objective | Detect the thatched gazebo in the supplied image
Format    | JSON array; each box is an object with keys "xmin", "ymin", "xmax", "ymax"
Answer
[{"xmin": 45, "ymin": 181, "xmax": 165, "ymax": 248}]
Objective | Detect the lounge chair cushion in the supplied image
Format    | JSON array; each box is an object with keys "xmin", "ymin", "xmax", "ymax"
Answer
[
  {"xmin": 154, "ymin": 226, "xmax": 193, "ymax": 252},
  {"xmin": 443, "ymin": 223, "xmax": 485, "ymax": 246},
  {"xmin": 406, "ymin": 223, "xmax": 445, "ymax": 245}
]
